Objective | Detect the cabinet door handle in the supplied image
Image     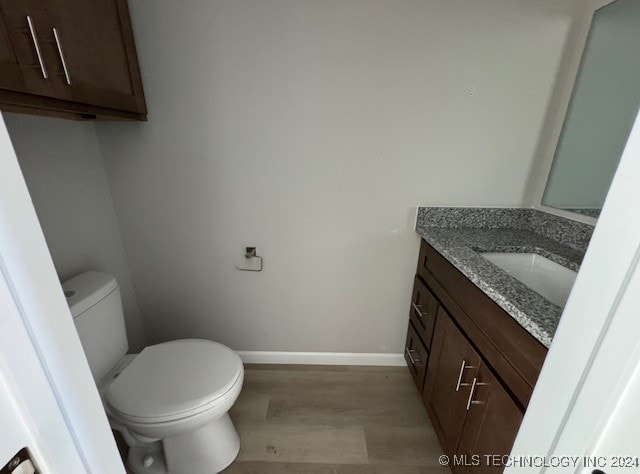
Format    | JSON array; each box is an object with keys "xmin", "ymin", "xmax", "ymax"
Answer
[
  {"xmin": 53, "ymin": 28, "xmax": 71, "ymax": 85},
  {"xmin": 405, "ymin": 347, "xmax": 420, "ymax": 365},
  {"xmin": 26, "ymin": 16, "xmax": 47, "ymax": 79},
  {"xmin": 466, "ymin": 377, "xmax": 477, "ymax": 410},
  {"xmin": 465, "ymin": 377, "xmax": 488, "ymax": 410},
  {"xmin": 455, "ymin": 359, "xmax": 477, "ymax": 391},
  {"xmin": 412, "ymin": 303, "xmax": 425, "ymax": 320}
]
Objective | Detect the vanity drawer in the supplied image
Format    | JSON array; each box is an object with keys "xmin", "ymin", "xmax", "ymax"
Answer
[
  {"xmin": 416, "ymin": 238, "xmax": 431, "ymax": 280},
  {"xmin": 409, "ymin": 276, "xmax": 438, "ymax": 350},
  {"xmin": 405, "ymin": 321, "xmax": 429, "ymax": 391}
]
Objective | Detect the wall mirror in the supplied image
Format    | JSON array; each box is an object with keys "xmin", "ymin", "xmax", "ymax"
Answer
[{"xmin": 541, "ymin": 0, "xmax": 640, "ymax": 219}]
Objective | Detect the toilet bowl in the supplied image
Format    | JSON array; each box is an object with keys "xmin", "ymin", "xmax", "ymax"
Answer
[
  {"xmin": 102, "ymin": 339, "xmax": 244, "ymax": 473},
  {"xmin": 63, "ymin": 271, "xmax": 244, "ymax": 473}
]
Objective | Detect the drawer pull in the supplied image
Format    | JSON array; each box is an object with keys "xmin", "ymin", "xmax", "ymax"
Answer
[
  {"xmin": 455, "ymin": 359, "xmax": 477, "ymax": 391},
  {"xmin": 412, "ymin": 302, "xmax": 425, "ymax": 319},
  {"xmin": 466, "ymin": 377, "xmax": 477, "ymax": 410},
  {"xmin": 465, "ymin": 377, "xmax": 489, "ymax": 410},
  {"xmin": 405, "ymin": 347, "xmax": 421, "ymax": 365},
  {"xmin": 53, "ymin": 27, "xmax": 72, "ymax": 85},
  {"xmin": 26, "ymin": 16, "xmax": 48, "ymax": 79}
]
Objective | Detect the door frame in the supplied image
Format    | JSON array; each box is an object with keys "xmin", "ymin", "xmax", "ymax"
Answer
[{"xmin": 0, "ymin": 113, "xmax": 124, "ymax": 473}]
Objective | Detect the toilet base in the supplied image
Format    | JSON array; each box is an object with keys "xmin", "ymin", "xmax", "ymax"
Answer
[
  {"xmin": 124, "ymin": 413, "xmax": 240, "ymax": 474},
  {"xmin": 164, "ymin": 413, "xmax": 240, "ymax": 474},
  {"xmin": 128, "ymin": 445, "xmax": 168, "ymax": 474}
]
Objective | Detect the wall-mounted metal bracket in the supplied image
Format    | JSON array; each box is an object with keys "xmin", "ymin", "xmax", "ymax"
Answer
[{"xmin": 235, "ymin": 247, "xmax": 263, "ymax": 272}]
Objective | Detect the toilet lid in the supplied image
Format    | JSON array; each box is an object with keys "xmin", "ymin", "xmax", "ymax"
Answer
[{"xmin": 104, "ymin": 339, "xmax": 243, "ymax": 422}]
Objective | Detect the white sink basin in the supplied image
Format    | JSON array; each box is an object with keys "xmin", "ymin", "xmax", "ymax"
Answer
[{"xmin": 481, "ymin": 252, "xmax": 577, "ymax": 308}]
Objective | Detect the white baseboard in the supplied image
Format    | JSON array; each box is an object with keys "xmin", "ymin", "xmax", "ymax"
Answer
[{"xmin": 236, "ymin": 351, "xmax": 406, "ymax": 366}]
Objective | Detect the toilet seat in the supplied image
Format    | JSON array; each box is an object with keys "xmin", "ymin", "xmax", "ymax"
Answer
[{"xmin": 104, "ymin": 339, "xmax": 243, "ymax": 424}]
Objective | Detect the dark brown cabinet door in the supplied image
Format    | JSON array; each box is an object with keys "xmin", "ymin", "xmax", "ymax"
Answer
[
  {"xmin": 454, "ymin": 363, "xmax": 523, "ymax": 473},
  {"xmin": 405, "ymin": 321, "xmax": 429, "ymax": 390},
  {"xmin": 36, "ymin": 0, "xmax": 145, "ymax": 113},
  {"xmin": 0, "ymin": 0, "xmax": 59, "ymax": 96},
  {"xmin": 0, "ymin": 2, "xmax": 28, "ymax": 92},
  {"xmin": 423, "ymin": 308, "xmax": 481, "ymax": 458}
]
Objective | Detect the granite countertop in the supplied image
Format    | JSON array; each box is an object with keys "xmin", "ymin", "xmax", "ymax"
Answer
[{"xmin": 415, "ymin": 226, "xmax": 585, "ymax": 348}]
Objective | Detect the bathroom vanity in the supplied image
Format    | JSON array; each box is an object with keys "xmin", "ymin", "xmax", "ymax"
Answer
[{"xmin": 405, "ymin": 207, "xmax": 592, "ymax": 471}]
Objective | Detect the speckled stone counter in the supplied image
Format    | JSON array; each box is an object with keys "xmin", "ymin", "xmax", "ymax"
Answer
[{"xmin": 416, "ymin": 208, "xmax": 593, "ymax": 348}]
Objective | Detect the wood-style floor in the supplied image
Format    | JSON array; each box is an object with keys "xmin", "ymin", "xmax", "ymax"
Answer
[{"xmin": 222, "ymin": 364, "xmax": 448, "ymax": 473}]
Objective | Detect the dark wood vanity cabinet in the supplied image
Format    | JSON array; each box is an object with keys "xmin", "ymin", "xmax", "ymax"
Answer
[
  {"xmin": 455, "ymin": 362, "xmax": 523, "ymax": 473},
  {"xmin": 425, "ymin": 309, "xmax": 523, "ymax": 472},
  {"xmin": 0, "ymin": 0, "xmax": 146, "ymax": 120},
  {"xmin": 423, "ymin": 308, "xmax": 482, "ymax": 458},
  {"xmin": 404, "ymin": 239, "xmax": 547, "ymax": 472}
]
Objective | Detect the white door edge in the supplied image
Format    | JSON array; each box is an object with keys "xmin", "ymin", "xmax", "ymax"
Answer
[{"xmin": 0, "ymin": 113, "xmax": 124, "ymax": 474}]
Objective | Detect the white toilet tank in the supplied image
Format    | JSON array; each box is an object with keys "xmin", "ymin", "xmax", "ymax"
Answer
[{"xmin": 63, "ymin": 271, "xmax": 129, "ymax": 383}]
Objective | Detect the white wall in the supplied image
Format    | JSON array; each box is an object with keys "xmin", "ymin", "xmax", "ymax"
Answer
[
  {"xmin": 4, "ymin": 114, "xmax": 146, "ymax": 351},
  {"xmin": 95, "ymin": 0, "xmax": 577, "ymax": 353}
]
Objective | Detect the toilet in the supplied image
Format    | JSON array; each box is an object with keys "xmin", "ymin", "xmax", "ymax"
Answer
[{"xmin": 63, "ymin": 271, "xmax": 244, "ymax": 474}]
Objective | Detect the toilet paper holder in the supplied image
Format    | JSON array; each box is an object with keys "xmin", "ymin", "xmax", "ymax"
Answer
[{"xmin": 235, "ymin": 247, "xmax": 263, "ymax": 272}]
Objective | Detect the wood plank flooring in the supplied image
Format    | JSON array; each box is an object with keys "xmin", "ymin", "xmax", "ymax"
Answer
[{"xmin": 223, "ymin": 364, "xmax": 448, "ymax": 473}]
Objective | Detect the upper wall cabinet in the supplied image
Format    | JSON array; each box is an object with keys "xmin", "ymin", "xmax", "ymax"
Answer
[{"xmin": 0, "ymin": 0, "xmax": 146, "ymax": 120}]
